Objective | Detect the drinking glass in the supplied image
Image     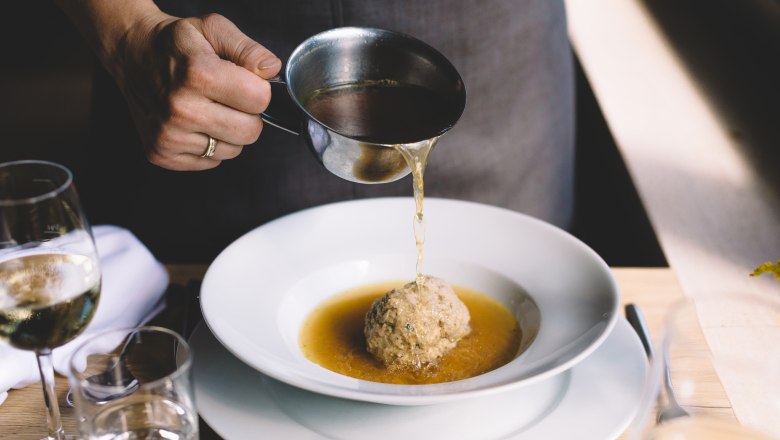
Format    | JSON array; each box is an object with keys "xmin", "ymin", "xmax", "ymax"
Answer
[
  {"xmin": 631, "ymin": 292, "xmax": 780, "ymax": 439},
  {"xmin": 0, "ymin": 160, "xmax": 101, "ymax": 439},
  {"xmin": 69, "ymin": 326, "xmax": 198, "ymax": 440}
]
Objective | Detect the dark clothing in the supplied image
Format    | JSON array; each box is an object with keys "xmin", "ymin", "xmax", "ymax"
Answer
[{"xmin": 83, "ymin": 0, "xmax": 574, "ymax": 262}]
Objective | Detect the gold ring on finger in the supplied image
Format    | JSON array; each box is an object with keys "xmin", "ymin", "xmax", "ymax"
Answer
[{"xmin": 200, "ymin": 135, "xmax": 217, "ymax": 158}]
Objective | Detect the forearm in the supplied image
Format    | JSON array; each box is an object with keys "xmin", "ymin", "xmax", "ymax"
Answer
[{"xmin": 54, "ymin": 0, "xmax": 171, "ymax": 67}]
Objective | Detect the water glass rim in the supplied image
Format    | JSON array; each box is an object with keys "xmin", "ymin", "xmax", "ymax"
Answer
[
  {"xmin": 0, "ymin": 160, "xmax": 73, "ymax": 207},
  {"xmin": 69, "ymin": 325, "xmax": 193, "ymax": 390}
]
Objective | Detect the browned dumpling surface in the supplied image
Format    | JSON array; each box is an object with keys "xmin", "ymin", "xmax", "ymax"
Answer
[{"xmin": 364, "ymin": 276, "xmax": 471, "ymax": 369}]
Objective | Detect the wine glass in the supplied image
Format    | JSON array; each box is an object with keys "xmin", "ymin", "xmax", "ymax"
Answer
[
  {"xmin": 631, "ymin": 292, "xmax": 780, "ymax": 439},
  {"xmin": 0, "ymin": 160, "xmax": 101, "ymax": 440}
]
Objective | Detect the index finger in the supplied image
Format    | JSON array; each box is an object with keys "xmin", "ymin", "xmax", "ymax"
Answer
[{"xmin": 197, "ymin": 14, "xmax": 282, "ymax": 79}]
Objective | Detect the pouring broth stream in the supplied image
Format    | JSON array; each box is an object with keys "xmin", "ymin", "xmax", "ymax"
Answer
[
  {"xmin": 298, "ymin": 79, "xmax": 515, "ymax": 380},
  {"xmin": 303, "ymin": 79, "xmax": 441, "ymax": 282}
]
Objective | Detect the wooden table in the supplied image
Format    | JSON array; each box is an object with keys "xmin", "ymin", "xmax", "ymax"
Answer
[{"xmin": 0, "ymin": 266, "xmax": 730, "ymax": 439}]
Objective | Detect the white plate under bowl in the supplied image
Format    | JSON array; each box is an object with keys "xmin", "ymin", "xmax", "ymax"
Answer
[
  {"xmin": 200, "ymin": 198, "xmax": 619, "ymax": 405},
  {"xmin": 192, "ymin": 318, "xmax": 646, "ymax": 440}
]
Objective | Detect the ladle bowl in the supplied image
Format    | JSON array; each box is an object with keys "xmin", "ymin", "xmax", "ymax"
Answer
[{"xmin": 262, "ymin": 27, "xmax": 466, "ymax": 184}]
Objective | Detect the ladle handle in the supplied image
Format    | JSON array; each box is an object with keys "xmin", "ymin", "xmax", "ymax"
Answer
[{"xmin": 261, "ymin": 74, "xmax": 305, "ymax": 136}]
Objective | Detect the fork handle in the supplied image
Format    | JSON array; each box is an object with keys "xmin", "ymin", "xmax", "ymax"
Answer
[{"xmin": 625, "ymin": 303, "xmax": 655, "ymax": 357}]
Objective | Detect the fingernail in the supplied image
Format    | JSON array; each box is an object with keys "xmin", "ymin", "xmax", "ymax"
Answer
[{"xmin": 256, "ymin": 57, "xmax": 281, "ymax": 73}]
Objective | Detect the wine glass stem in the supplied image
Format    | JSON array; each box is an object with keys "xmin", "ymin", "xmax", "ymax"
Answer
[{"xmin": 36, "ymin": 349, "xmax": 66, "ymax": 440}]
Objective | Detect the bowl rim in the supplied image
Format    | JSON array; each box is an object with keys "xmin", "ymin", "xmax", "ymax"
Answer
[{"xmin": 200, "ymin": 197, "xmax": 619, "ymax": 405}]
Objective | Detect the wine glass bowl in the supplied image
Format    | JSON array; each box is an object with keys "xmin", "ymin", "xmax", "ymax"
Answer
[
  {"xmin": 0, "ymin": 160, "xmax": 101, "ymax": 440},
  {"xmin": 632, "ymin": 293, "xmax": 780, "ymax": 439}
]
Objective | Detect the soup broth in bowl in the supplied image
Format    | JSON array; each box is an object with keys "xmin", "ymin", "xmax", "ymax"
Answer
[{"xmin": 300, "ymin": 280, "xmax": 539, "ymax": 385}]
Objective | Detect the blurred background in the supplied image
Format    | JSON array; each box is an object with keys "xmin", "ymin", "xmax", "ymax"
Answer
[{"xmin": 2, "ymin": 1, "xmax": 775, "ymax": 266}]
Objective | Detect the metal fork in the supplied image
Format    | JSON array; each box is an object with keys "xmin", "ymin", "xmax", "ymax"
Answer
[{"xmin": 625, "ymin": 304, "xmax": 689, "ymax": 423}]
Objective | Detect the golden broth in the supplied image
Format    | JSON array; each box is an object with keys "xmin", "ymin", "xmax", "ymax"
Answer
[{"xmin": 299, "ymin": 281, "xmax": 522, "ymax": 385}]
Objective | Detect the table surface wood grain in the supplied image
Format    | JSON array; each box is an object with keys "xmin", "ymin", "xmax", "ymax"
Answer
[{"xmin": 0, "ymin": 266, "xmax": 730, "ymax": 439}]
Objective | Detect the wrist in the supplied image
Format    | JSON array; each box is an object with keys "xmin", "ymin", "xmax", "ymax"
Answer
[
  {"xmin": 101, "ymin": 7, "xmax": 175, "ymax": 73},
  {"xmin": 55, "ymin": 0, "xmax": 173, "ymax": 73}
]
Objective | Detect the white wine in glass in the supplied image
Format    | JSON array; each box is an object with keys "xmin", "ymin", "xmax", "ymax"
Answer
[{"xmin": 0, "ymin": 160, "xmax": 101, "ymax": 440}]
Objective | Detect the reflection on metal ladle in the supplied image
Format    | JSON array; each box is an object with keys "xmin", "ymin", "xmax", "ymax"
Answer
[{"xmin": 353, "ymin": 144, "xmax": 409, "ymax": 183}]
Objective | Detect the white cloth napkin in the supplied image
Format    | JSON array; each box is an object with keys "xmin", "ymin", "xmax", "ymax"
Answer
[{"xmin": 0, "ymin": 225, "xmax": 169, "ymax": 405}]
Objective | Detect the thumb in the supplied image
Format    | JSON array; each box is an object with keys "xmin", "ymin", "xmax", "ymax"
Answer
[{"xmin": 198, "ymin": 14, "xmax": 281, "ymax": 79}]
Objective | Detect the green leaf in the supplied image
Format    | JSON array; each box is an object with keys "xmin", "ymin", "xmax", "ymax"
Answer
[{"xmin": 750, "ymin": 260, "xmax": 780, "ymax": 280}]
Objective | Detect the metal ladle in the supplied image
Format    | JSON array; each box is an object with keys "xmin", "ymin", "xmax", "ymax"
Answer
[{"xmin": 260, "ymin": 27, "xmax": 466, "ymax": 184}]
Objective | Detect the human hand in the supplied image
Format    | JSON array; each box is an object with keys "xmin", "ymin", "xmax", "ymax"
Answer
[{"xmin": 107, "ymin": 12, "xmax": 281, "ymax": 170}]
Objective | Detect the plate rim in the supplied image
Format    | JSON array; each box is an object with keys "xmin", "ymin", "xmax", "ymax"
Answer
[{"xmin": 192, "ymin": 318, "xmax": 645, "ymax": 440}]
